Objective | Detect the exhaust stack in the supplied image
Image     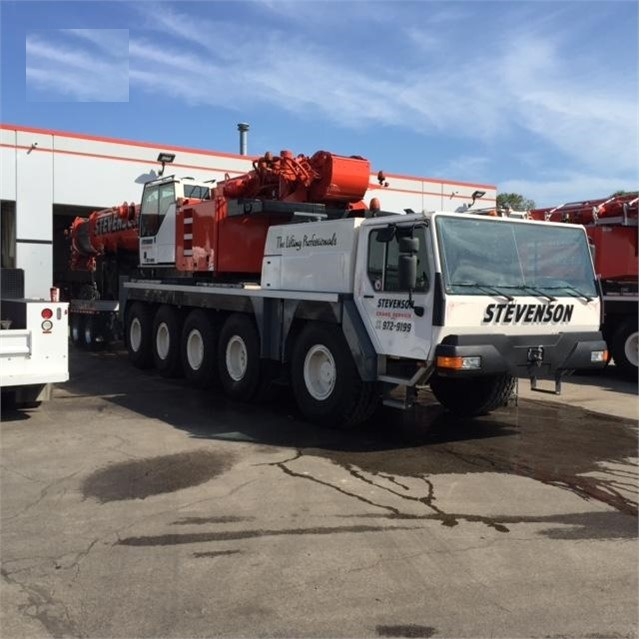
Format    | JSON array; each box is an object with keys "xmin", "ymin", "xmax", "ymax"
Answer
[{"xmin": 237, "ymin": 123, "xmax": 249, "ymax": 156}]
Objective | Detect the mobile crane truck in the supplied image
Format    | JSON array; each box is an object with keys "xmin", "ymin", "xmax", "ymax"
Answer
[
  {"xmin": 68, "ymin": 149, "xmax": 608, "ymax": 426},
  {"xmin": 530, "ymin": 194, "xmax": 638, "ymax": 380}
]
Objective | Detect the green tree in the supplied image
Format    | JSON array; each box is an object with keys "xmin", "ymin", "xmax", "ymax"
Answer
[
  {"xmin": 496, "ymin": 192, "xmax": 536, "ymax": 211},
  {"xmin": 610, "ymin": 190, "xmax": 637, "ymax": 197}
]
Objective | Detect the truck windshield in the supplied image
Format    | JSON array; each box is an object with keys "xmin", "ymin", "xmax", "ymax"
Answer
[{"xmin": 435, "ymin": 216, "xmax": 598, "ymax": 298}]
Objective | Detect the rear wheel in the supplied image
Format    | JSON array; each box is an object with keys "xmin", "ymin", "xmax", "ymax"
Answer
[
  {"xmin": 125, "ymin": 302, "xmax": 153, "ymax": 369},
  {"xmin": 218, "ymin": 314, "xmax": 261, "ymax": 400},
  {"xmin": 611, "ymin": 318, "xmax": 638, "ymax": 381},
  {"xmin": 181, "ymin": 310, "xmax": 218, "ymax": 387},
  {"xmin": 291, "ymin": 323, "xmax": 377, "ymax": 428},
  {"xmin": 83, "ymin": 315, "xmax": 105, "ymax": 351},
  {"xmin": 430, "ymin": 373, "xmax": 516, "ymax": 417},
  {"xmin": 152, "ymin": 305, "xmax": 183, "ymax": 377},
  {"xmin": 70, "ymin": 314, "xmax": 84, "ymax": 348}
]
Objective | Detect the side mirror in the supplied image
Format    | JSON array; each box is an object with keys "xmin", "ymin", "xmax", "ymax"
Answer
[
  {"xmin": 399, "ymin": 236, "xmax": 419, "ymax": 254},
  {"xmin": 398, "ymin": 236, "xmax": 419, "ymax": 290},
  {"xmin": 399, "ymin": 255, "xmax": 417, "ymax": 290},
  {"xmin": 376, "ymin": 226, "xmax": 396, "ymax": 243}
]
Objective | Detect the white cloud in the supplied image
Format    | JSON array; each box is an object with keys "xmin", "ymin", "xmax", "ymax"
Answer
[
  {"xmin": 26, "ymin": 30, "xmax": 129, "ymax": 102},
  {"xmin": 127, "ymin": 3, "xmax": 637, "ymax": 193}
]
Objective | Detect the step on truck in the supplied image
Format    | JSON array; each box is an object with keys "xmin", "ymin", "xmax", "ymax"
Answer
[
  {"xmin": 94, "ymin": 148, "xmax": 607, "ymax": 427},
  {"xmin": 1, "ymin": 268, "xmax": 69, "ymax": 407}
]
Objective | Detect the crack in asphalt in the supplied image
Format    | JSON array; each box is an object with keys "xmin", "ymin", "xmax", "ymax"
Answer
[
  {"xmin": 272, "ymin": 454, "xmax": 403, "ymax": 516},
  {"xmin": 1, "ymin": 566, "xmax": 84, "ymax": 638},
  {"xmin": 1, "ymin": 469, "xmax": 84, "ymax": 526}
]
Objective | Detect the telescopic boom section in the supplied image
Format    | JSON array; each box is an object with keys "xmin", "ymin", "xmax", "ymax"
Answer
[
  {"xmin": 529, "ymin": 193, "xmax": 638, "ymax": 225},
  {"xmin": 67, "ymin": 202, "xmax": 139, "ymax": 272}
]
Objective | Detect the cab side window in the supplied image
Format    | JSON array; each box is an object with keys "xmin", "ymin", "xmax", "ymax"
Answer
[{"xmin": 367, "ymin": 229, "xmax": 430, "ymax": 292}]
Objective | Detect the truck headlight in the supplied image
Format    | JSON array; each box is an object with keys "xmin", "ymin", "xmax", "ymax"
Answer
[{"xmin": 437, "ymin": 356, "xmax": 481, "ymax": 370}]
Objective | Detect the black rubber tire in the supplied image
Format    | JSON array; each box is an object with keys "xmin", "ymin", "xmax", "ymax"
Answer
[
  {"xmin": 181, "ymin": 309, "xmax": 218, "ymax": 387},
  {"xmin": 430, "ymin": 373, "xmax": 516, "ymax": 417},
  {"xmin": 291, "ymin": 323, "xmax": 378, "ymax": 429},
  {"xmin": 70, "ymin": 314, "xmax": 84, "ymax": 348},
  {"xmin": 152, "ymin": 305, "xmax": 183, "ymax": 378},
  {"xmin": 83, "ymin": 315, "xmax": 105, "ymax": 351},
  {"xmin": 125, "ymin": 302, "xmax": 153, "ymax": 369},
  {"xmin": 610, "ymin": 318, "xmax": 639, "ymax": 381},
  {"xmin": 218, "ymin": 314, "xmax": 261, "ymax": 400}
]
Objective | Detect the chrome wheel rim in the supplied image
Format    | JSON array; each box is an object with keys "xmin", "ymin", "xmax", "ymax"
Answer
[
  {"xmin": 186, "ymin": 329, "xmax": 204, "ymax": 371},
  {"xmin": 156, "ymin": 322, "xmax": 170, "ymax": 360},
  {"xmin": 303, "ymin": 344, "xmax": 336, "ymax": 401},
  {"xmin": 226, "ymin": 335, "xmax": 248, "ymax": 381}
]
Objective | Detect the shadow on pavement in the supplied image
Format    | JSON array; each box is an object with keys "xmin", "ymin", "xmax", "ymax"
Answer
[{"xmin": 64, "ymin": 346, "xmax": 638, "ymax": 519}]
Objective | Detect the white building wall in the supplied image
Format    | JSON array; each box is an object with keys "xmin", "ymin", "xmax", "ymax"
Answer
[
  {"xmin": 14, "ymin": 131, "xmax": 54, "ymax": 297},
  {"xmin": 1, "ymin": 129, "xmax": 17, "ymax": 200},
  {"xmin": 0, "ymin": 124, "xmax": 496, "ymax": 298}
]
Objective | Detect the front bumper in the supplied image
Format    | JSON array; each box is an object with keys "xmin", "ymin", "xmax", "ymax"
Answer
[{"xmin": 433, "ymin": 331, "xmax": 607, "ymax": 379}]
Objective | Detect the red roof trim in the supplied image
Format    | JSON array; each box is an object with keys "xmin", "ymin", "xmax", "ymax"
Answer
[
  {"xmin": 0, "ymin": 122, "xmax": 496, "ymax": 190},
  {"xmin": 0, "ymin": 122, "xmax": 248, "ymax": 160}
]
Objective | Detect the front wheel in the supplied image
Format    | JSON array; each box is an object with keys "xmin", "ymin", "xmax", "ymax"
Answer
[
  {"xmin": 610, "ymin": 319, "xmax": 638, "ymax": 381},
  {"xmin": 430, "ymin": 373, "xmax": 516, "ymax": 417},
  {"xmin": 291, "ymin": 323, "xmax": 377, "ymax": 428}
]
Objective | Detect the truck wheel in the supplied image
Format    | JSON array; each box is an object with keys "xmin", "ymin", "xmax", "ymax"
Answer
[
  {"xmin": 430, "ymin": 373, "xmax": 516, "ymax": 417},
  {"xmin": 125, "ymin": 302, "xmax": 153, "ymax": 369},
  {"xmin": 83, "ymin": 315, "xmax": 105, "ymax": 351},
  {"xmin": 152, "ymin": 305, "xmax": 183, "ymax": 377},
  {"xmin": 218, "ymin": 314, "xmax": 261, "ymax": 400},
  {"xmin": 611, "ymin": 319, "xmax": 638, "ymax": 381},
  {"xmin": 70, "ymin": 315, "xmax": 84, "ymax": 348},
  {"xmin": 291, "ymin": 323, "xmax": 377, "ymax": 428},
  {"xmin": 181, "ymin": 310, "xmax": 218, "ymax": 387}
]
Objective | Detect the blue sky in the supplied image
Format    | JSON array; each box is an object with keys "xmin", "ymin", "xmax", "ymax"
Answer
[{"xmin": 1, "ymin": 0, "xmax": 638, "ymax": 206}]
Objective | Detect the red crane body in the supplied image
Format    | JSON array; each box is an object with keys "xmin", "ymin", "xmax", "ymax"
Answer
[
  {"xmin": 174, "ymin": 150, "xmax": 372, "ymax": 275},
  {"xmin": 68, "ymin": 149, "xmax": 373, "ymax": 277}
]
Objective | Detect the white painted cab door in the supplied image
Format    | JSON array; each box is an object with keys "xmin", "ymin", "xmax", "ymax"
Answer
[{"xmin": 354, "ymin": 223, "xmax": 434, "ymax": 361}]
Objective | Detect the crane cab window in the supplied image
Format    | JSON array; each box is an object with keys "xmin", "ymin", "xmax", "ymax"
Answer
[
  {"xmin": 140, "ymin": 182, "xmax": 176, "ymax": 237},
  {"xmin": 182, "ymin": 185, "xmax": 210, "ymax": 200},
  {"xmin": 367, "ymin": 226, "xmax": 430, "ymax": 292}
]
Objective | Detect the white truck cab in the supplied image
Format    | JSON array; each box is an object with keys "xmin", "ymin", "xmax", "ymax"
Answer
[
  {"xmin": 261, "ymin": 209, "xmax": 606, "ymax": 414},
  {"xmin": 139, "ymin": 176, "xmax": 212, "ymax": 266}
]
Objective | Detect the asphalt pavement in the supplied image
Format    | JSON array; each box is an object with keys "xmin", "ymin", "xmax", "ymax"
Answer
[{"xmin": 1, "ymin": 347, "xmax": 638, "ymax": 638}]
